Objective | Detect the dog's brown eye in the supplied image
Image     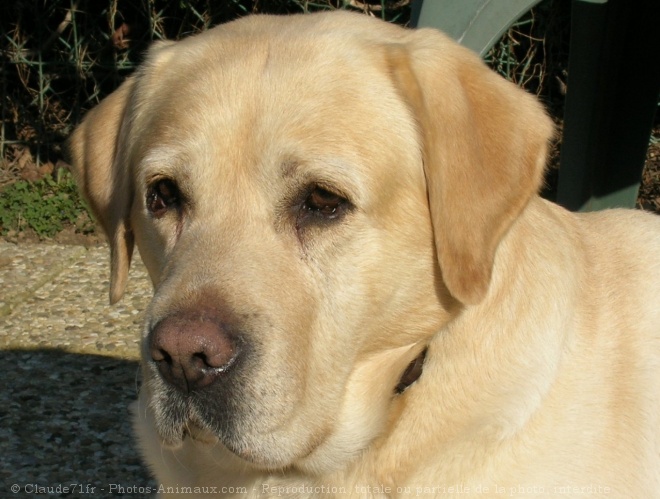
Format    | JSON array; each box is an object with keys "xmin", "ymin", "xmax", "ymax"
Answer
[
  {"xmin": 302, "ymin": 187, "xmax": 345, "ymax": 218},
  {"xmin": 147, "ymin": 178, "xmax": 180, "ymax": 218}
]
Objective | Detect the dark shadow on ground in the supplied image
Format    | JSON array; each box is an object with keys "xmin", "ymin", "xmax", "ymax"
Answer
[{"xmin": 0, "ymin": 349, "xmax": 155, "ymax": 498}]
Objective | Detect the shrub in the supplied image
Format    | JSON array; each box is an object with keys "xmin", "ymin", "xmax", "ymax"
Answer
[{"xmin": 0, "ymin": 169, "xmax": 94, "ymax": 238}]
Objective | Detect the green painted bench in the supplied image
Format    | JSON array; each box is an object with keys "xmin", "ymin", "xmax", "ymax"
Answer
[{"xmin": 412, "ymin": 0, "xmax": 660, "ymax": 211}]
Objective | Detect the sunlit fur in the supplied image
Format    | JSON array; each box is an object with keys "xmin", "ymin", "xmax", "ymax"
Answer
[{"xmin": 69, "ymin": 11, "xmax": 660, "ymax": 498}]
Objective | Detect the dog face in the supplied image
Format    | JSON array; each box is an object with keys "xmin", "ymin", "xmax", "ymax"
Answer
[{"xmin": 69, "ymin": 12, "xmax": 552, "ymax": 473}]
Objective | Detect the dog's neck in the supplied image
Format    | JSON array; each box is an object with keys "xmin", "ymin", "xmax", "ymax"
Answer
[{"xmin": 395, "ymin": 348, "xmax": 427, "ymax": 394}]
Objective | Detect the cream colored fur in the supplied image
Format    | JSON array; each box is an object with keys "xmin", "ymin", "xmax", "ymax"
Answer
[{"xmin": 68, "ymin": 11, "xmax": 660, "ymax": 498}]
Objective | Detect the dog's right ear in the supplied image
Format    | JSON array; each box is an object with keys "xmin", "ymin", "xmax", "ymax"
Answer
[
  {"xmin": 68, "ymin": 78, "xmax": 136, "ymax": 304},
  {"xmin": 68, "ymin": 40, "xmax": 177, "ymax": 304}
]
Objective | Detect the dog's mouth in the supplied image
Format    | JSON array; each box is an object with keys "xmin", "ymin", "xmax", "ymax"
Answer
[
  {"xmin": 144, "ymin": 363, "xmax": 308, "ymax": 468},
  {"xmin": 180, "ymin": 414, "xmax": 222, "ymax": 446},
  {"xmin": 151, "ymin": 392, "xmax": 301, "ymax": 468},
  {"xmin": 148, "ymin": 381, "xmax": 235, "ymax": 447},
  {"xmin": 149, "ymin": 386, "xmax": 204, "ymax": 448},
  {"xmin": 144, "ymin": 335, "xmax": 431, "ymax": 472},
  {"xmin": 153, "ymin": 349, "xmax": 429, "ymax": 448}
]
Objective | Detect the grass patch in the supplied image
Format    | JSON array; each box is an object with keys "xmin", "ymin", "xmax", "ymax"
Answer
[{"xmin": 0, "ymin": 169, "xmax": 95, "ymax": 239}]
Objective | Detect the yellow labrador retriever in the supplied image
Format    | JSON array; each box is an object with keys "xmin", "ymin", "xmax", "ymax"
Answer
[{"xmin": 69, "ymin": 11, "xmax": 660, "ymax": 498}]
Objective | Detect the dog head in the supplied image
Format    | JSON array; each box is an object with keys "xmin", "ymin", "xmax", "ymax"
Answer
[{"xmin": 69, "ymin": 12, "xmax": 552, "ymax": 474}]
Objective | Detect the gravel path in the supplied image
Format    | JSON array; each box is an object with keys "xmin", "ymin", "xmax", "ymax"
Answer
[{"xmin": 0, "ymin": 241, "xmax": 156, "ymax": 498}]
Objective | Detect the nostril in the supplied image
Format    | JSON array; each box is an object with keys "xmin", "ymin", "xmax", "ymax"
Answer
[
  {"xmin": 151, "ymin": 347, "xmax": 172, "ymax": 364},
  {"xmin": 198, "ymin": 347, "xmax": 238, "ymax": 371},
  {"xmin": 188, "ymin": 351, "xmax": 237, "ymax": 376},
  {"xmin": 192, "ymin": 351, "xmax": 212, "ymax": 368}
]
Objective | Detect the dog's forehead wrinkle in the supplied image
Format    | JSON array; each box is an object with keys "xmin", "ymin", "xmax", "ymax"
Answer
[
  {"xmin": 278, "ymin": 156, "xmax": 365, "ymax": 199},
  {"xmin": 137, "ymin": 148, "xmax": 193, "ymax": 190}
]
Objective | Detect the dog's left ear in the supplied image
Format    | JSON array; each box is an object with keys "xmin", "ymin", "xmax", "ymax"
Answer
[{"xmin": 387, "ymin": 30, "xmax": 553, "ymax": 305}]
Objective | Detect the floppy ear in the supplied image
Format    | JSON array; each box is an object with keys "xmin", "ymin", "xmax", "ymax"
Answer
[
  {"xmin": 388, "ymin": 30, "xmax": 553, "ymax": 305},
  {"xmin": 68, "ymin": 78, "xmax": 136, "ymax": 304},
  {"xmin": 68, "ymin": 41, "xmax": 176, "ymax": 304}
]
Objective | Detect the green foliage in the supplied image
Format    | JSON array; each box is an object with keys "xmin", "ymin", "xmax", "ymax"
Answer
[{"xmin": 0, "ymin": 170, "xmax": 95, "ymax": 238}]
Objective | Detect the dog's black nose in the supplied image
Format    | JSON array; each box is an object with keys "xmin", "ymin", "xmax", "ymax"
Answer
[{"xmin": 149, "ymin": 311, "xmax": 240, "ymax": 393}]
